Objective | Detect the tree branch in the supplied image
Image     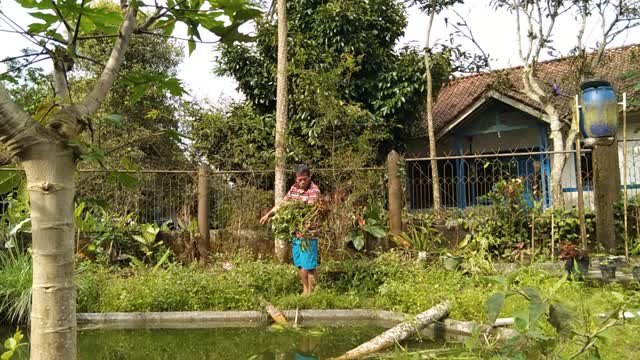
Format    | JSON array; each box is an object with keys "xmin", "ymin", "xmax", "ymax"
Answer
[
  {"xmin": 50, "ymin": 0, "xmax": 73, "ymax": 35},
  {"xmin": 53, "ymin": 56, "xmax": 71, "ymax": 103},
  {"xmin": 137, "ymin": 30, "xmax": 220, "ymax": 44},
  {"xmin": 69, "ymin": 0, "xmax": 87, "ymax": 50},
  {"xmin": 0, "ymin": 84, "xmax": 50, "ymax": 158},
  {"xmin": 139, "ymin": 0, "xmax": 188, "ymax": 32},
  {"xmin": 77, "ymin": 5, "xmax": 138, "ymax": 118},
  {"xmin": 1, "ymin": 51, "xmax": 47, "ymax": 63},
  {"xmin": 450, "ymin": 9, "xmax": 491, "ymax": 70}
]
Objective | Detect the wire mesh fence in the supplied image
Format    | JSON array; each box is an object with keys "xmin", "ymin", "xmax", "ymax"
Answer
[{"xmin": 73, "ymin": 167, "xmax": 387, "ymax": 233}]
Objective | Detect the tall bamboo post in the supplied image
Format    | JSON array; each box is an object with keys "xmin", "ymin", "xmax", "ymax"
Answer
[
  {"xmin": 387, "ymin": 151, "xmax": 403, "ymax": 248},
  {"xmin": 574, "ymin": 96, "xmax": 587, "ymax": 251},
  {"xmin": 197, "ymin": 163, "xmax": 211, "ymax": 262},
  {"xmin": 622, "ymin": 93, "xmax": 629, "ymax": 261}
]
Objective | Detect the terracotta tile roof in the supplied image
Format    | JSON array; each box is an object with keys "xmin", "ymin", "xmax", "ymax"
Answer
[{"xmin": 415, "ymin": 44, "xmax": 640, "ymax": 138}]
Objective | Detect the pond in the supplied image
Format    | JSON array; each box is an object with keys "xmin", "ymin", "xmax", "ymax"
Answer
[{"xmin": 2, "ymin": 324, "xmax": 453, "ymax": 359}]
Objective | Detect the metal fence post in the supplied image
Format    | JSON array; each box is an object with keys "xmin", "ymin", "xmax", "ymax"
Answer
[
  {"xmin": 387, "ymin": 151, "xmax": 402, "ymax": 245},
  {"xmin": 198, "ymin": 163, "xmax": 211, "ymax": 262}
]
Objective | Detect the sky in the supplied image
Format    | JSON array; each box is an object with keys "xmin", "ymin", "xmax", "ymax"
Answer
[{"xmin": 2, "ymin": 0, "xmax": 640, "ymax": 104}]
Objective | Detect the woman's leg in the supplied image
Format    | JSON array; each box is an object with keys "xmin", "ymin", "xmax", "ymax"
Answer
[
  {"xmin": 307, "ymin": 269, "xmax": 316, "ymax": 294},
  {"xmin": 298, "ymin": 267, "xmax": 309, "ymax": 295}
]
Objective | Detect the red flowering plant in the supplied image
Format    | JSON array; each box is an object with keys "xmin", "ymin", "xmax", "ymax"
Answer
[{"xmin": 558, "ymin": 242, "xmax": 589, "ymax": 260}]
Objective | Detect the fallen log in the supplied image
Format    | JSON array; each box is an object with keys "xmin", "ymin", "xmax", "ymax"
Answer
[
  {"xmin": 264, "ymin": 301, "xmax": 288, "ymax": 326},
  {"xmin": 332, "ymin": 301, "xmax": 450, "ymax": 360}
]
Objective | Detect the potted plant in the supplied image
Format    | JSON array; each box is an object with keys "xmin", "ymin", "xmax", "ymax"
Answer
[
  {"xmin": 559, "ymin": 242, "xmax": 589, "ymax": 278},
  {"xmin": 599, "ymin": 259, "xmax": 617, "ymax": 281},
  {"xmin": 440, "ymin": 235, "xmax": 469, "ymax": 271},
  {"xmin": 632, "ymin": 266, "xmax": 640, "ymax": 281}
]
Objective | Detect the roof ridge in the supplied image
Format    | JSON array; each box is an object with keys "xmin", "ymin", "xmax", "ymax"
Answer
[{"xmin": 447, "ymin": 43, "xmax": 640, "ymax": 84}]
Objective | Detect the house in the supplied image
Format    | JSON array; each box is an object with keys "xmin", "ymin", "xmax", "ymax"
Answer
[{"xmin": 405, "ymin": 45, "xmax": 640, "ymax": 210}]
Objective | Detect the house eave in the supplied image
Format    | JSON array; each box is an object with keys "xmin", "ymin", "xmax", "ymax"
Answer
[{"xmin": 435, "ymin": 90, "xmax": 551, "ymax": 141}]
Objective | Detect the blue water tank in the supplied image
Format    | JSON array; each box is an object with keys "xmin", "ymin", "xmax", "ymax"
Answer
[{"xmin": 580, "ymin": 79, "xmax": 618, "ymax": 138}]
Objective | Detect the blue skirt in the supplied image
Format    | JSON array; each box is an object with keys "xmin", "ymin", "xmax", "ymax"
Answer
[{"xmin": 292, "ymin": 238, "xmax": 318, "ymax": 270}]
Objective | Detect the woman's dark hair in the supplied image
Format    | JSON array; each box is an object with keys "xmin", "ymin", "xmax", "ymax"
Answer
[{"xmin": 295, "ymin": 164, "xmax": 310, "ymax": 176}]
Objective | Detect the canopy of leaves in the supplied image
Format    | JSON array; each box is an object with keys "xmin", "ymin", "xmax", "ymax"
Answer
[
  {"xmin": 71, "ymin": 31, "xmax": 189, "ymax": 169},
  {"xmin": 206, "ymin": 0, "xmax": 454, "ymax": 168}
]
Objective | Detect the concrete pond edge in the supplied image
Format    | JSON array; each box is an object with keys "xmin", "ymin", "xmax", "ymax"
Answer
[{"xmin": 77, "ymin": 309, "xmax": 517, "ymax": 341}]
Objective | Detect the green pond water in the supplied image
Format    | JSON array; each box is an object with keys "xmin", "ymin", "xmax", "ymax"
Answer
[{"xmin": 2, "ymin": 325, "xmax": 452, "ymax": 359}]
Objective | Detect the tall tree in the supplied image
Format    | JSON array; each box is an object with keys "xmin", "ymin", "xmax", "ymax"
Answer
[
  {"xmin": 274, "ymin": 0, "xmax": 289, "ymax": 262},
  {"xmin": 0, "ymin": 1, "xmax": 259, "ymax": 358},
  {"xmin": 215, "ymin": 0, "xmax": 454, "ymax": 168},
  {"xmin": 410, "ymin": 0, "xmax": 464, "ymax": 212},
  {"xmin": 492, "ymin": 0, "xmax": 640, "ymax": 207}
]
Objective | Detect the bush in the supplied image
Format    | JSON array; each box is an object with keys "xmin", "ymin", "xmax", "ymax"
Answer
[{"xmin": 0, "ymin": 248, "xmax": 32, "ymax": 325}]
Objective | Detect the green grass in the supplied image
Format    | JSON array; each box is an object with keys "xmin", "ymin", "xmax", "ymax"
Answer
[{"xmin": 0, "ymin": 249, "xmax": 32, "ymax": 325}]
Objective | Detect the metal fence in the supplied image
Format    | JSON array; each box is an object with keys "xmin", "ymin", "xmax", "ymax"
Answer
[{"xmin": 405, "ymin": 147, "xmax": 596, "ymax": 210}]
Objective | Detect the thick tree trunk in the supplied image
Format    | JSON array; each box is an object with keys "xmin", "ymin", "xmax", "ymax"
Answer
[
  {"xmin": 332, "ymin": 301, "xmax": 450, "ymax": 360},
  {"xmin": 274, "ymin": 0, "xmax": 289, "ymax": 263},
  {"xmin": 22, "ymin": 142, "xmax": 77, "ymax": 360}
]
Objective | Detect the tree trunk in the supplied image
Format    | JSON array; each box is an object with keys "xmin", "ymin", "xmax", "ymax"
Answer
[
  {"xmin": 550, "ymin": 124, "xmax": 566, "ymax": 208},
  {"xmin": 23, "ymin": 142, "xmax": 77, "ymax": 360},
  {"xmin": 424, "ymin": 0, "xmax": 441, "ymax": 211},
  {"xmin": 274, "ymin": 0, "xmax": 289, "ymax": 263},
  {"xmin": 332, "ymin": 301, "xmax": 450, "ymax": 360}
]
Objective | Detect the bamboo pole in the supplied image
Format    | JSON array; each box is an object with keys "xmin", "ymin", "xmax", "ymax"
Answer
[
  {"xmin": 622, "ymin": 93, "xmax": 629, "ymax": 261},
  {"xmin": 574, "ymin": 95, "xmax": 587, "ymax": 251},
  {"xmin": 551, "ymin": 211, "xmax": 555, "ymax": 261}
]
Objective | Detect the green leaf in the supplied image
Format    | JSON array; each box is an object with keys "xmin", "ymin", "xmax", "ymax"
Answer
[
  {"xmin": 1, "ymin": 350, "xmax": 14, "ymax": 360},
  {"xmin": 0, "ymin": 169, "xmax": 22, "ymax": 195},
  {"xmin": 522, "ymin": 287, "xmax": 542, "ymax": 303},
  {"xmin": 29, "ymin": 11, "xmax": 59, "ymax": 24},
  {"xmin": 363, "ymin": 224, "xmax": 386, "ymax": 238},
  {"xmin": 107, "ymin": 171, "xmax": 139, "ymax": 188},
  {"xmin": 163, "ymin": 128, "xmax": 191, "ymax": 142},
  {"xmin": 486, "ymin": 292, "xmax": 505, "ymax": 325},
  {"xmin": 514, "ymin": 310, "xmax": 529, "ymax": 332},
  {"xmin": 548, "ymin": 303, "xmax": 572, "ymax": 337},
  {"xmin": 3, "ymin": 337, "xmax": 16, "ymax": 350},
  {"xmin": 104, "ymin": 114, "xmax": 124, "ymax": 127},
  {"xmin": 188, "ymin": 38, "xmax": 196, "ymax": 55},
  {"xmin": 528, "ymin": 300, "xmax": 547, "ymax": 327},
  {"xmin": 27, "ymin": 22, "xmax": 50, "ymax": 34}
]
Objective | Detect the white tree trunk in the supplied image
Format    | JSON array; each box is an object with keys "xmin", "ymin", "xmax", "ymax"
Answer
[
  {"xmin": 332, "ymin": 301, "xmax": 450, "ymax": 360},
  {"xmin": 550, "ymin": 121, "xmax": 566, "ymax": 208},
  {"xmin": 23, "ymin": 143, "xmax": 77, "ymax": 360},
  {"xmin": 274, "ymin": 0, "xmax": 289, "ymax": 263}
]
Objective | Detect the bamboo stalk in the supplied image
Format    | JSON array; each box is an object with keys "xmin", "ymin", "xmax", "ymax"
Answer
[
  {"xmin": 574, "ymin": 95, "xmax": 587, "ymax": 251},
  {"xmin": 623, "ymin": 93, "xmax": 629, "ymax": 261}
]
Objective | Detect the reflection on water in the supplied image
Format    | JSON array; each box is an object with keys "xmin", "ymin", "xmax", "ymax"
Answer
[{"xmin": 3, "ymin": 323, "xmax": 451, "ymax": 359}]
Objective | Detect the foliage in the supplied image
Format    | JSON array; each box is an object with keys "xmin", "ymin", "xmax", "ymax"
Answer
[
  {"xmin": 208, "ymin": 0, "xmax": 454, "ymax": 168},
  {"xmin": 393, "ymin": 212, "xmax": 444, "ymax": 253},
  {"xmin": 468, "ymin": 273, "xmax": 628, "ymax": 359},
  {"xmin": 614, "ymin": 192, "xmax": 640, "ymax": 254},
  {"xmin": 0, "ymin": 247, "xmax": 32, "ymax": 325},
  {"xmin": 345, "ymin": 199, "xmax": 387, "ymax": 251},
  {"xmin": 271, "ymin": 201, "xmax": 320, "ymax": 241},
  {"xmin": 1, "ymin": 329, "xmax": 25, "ymax": 360},
  {"xmin": 72, "ymin": 30, "xmax": 190, "ymax": 170},
  {"xmin": 535, "ymin": 207, "xmax": 595, "ymax": 246}
]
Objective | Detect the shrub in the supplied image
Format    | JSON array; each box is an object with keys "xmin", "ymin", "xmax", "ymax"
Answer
[{"xmin": 0, "ymin": 248, "xmax": 32, "ymax": 325}]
